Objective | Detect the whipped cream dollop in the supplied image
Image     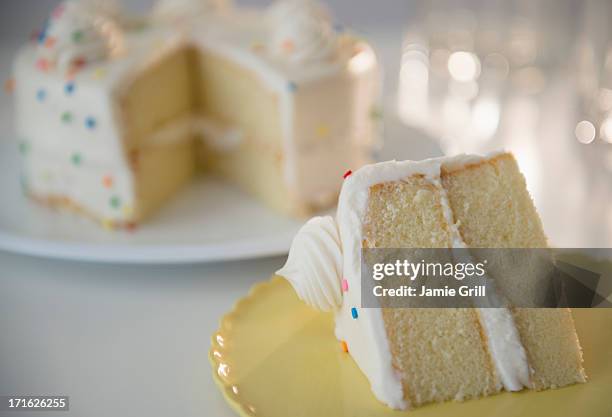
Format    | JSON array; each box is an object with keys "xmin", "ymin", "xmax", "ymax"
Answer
[
  {"xmin": 153, "ymin": 0, "xmax": 229, "ymax": 21},
  {"xmin": 268, "ymin": 0, "xmax": 338, "ymax": 64},
  {"xmin": 277, "ymin": 216, "xmax": 343, "ymax": 311},
  {"xmin": 37, "ymin": 0, "xmax": 122, "ymax": 70}
]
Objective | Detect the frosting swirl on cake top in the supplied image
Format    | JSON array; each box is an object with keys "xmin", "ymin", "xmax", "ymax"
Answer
[
  {"xmin": 153, "ymin": 0, "xmax": 229, "ymax": 21},
  {"xmin": 276, "ymin": 216, "xmax": 343, "ymax": 311},
  {"xmin": 268, "ymin": 0, "xmax": 338, "ymax": 64},
  {"xmin": 37, "ymin": 0, "xmax": 122, "ymax": 71}
]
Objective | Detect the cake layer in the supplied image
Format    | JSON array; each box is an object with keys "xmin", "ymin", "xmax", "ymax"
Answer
[
  {"xmin": 362, "ymin": 176, "xmax": 501, "ymax": 407},
  {"xmin": 441, "ymin": 154, "xmax": 587, "ymax": 390}
]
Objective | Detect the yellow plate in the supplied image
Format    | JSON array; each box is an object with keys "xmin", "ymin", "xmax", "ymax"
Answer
[{"xmin": 210, "ymin": 276, "xmax": 612, "ymax": 417}]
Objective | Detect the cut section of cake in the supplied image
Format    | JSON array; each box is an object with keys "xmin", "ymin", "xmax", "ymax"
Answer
[
  {"xmin": 277, "ymin": 151, "xmax": 586, "ymax": 410},
  {"xmin": 13, "ymin": 0, "xmax": 379, "ymax": 228}
]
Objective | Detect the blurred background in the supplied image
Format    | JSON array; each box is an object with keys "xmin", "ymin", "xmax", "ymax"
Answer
[{"xmin": 1, "ymin": 0, "xmax": 611, "ymax": 247}]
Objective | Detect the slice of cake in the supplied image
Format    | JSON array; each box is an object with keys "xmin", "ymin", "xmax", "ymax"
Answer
[
  {"xmin": 13, "ymin": 0, "xmax": 379, "ymax": 228},
  {"xmin": 277, "ymin": 152, "xmax": 586, "ymax": 410}
]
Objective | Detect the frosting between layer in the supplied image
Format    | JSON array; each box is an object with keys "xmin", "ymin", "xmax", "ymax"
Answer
[{"xmin": 277, "ymin": 216, "xmax": 343, "ymax": 311}]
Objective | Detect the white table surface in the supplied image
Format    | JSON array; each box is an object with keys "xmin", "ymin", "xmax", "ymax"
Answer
[{"xmin": 0, "ymin": 250, "xmax": 284, "ymax": 417}]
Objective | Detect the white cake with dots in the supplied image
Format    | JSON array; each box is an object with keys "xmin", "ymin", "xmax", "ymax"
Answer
[{"xmin": 12, "ymin": 0, "xmax": 379, "ymax": 229}]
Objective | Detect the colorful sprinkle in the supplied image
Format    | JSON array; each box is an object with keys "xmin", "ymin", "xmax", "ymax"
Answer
[
  {"xmin": 65, "ymin": 82, "xmax": 76, "ymax": 95},
  {"xmin": 123, "ymin": 205, "xmax": 134, "ymax": 217},
  {"xmin": 288, "ymin": 81, "xmax": 298, "ymax": 92},
  {"xmin": 126, "ymin": 222, "xmax": 138, "ymax": 232},
  {"xmin": 281, "ymin": 39, "xmax": 295, "ymax": 53},
  {"xmin": 18, "ymin": 141, "xmax": 30, "ymax": 155},
  {"xmin": 341, "ymin": 279, "xmax": 349, "ymax": 292},
  {"xmin": 75, "ymin": 57, "xmax": 87, "ymax": 67},
  {"xmin": 52, "ymin": 4, "xmax": 65, "ymax": 19},
  {"xmin": 37, "ymin": 28, "xmax": 47, "ymax": 45},
  {"xmin": 61, "ymin": 111, "xmax": 73, "ymax": 123},
  {"xmin": 36, "ymin": 88, "xmax": 46, "ymax": 101},
  {"xmin": 102, "ymin": 175, "xmax": 114, "ymax": 188},
  {"xmin": 44, "ymin": 36, "xmax": 57, "ymax": 49},
  {"xmin": 370, "ymin": 106, "xmax": 383, "ymax": 120},
  {"xmin": 72, "ymin": 30, "xmax": 84, "ymax": 43},
  {"xmin": 351, "ymin": 307, "xmax": 358, "ymax": 319},
  {"xmin": 4, "ymin": 78, "xmax": 15, "ymax": 94},
  {"xmin": 85, "ymin": 116, "xmax": 97, "ymax": 130},
  {"xmin": 250, "ymin": 42, "xmax": 265, "ymax": 53},
  {"xmin": 31, "ymin": 29, "xmax": 42, "ymax": 43},
  {"xmin": 36, "ymin": 58, "xmax": 51, "ymax": 72},
  {"xmin": 129, "ymin": 150, "xmax": 140, "ymax": 170},
  {"xmin": 340, "ymin": 340, "xmax": 349, "ymax": 353},
  {"xmin": 315, "ymin": 124, "xmax": 330, "ymax": 139},
  {"xmin": 71, "ymin": 152, "xmax": 82, "ymax": 166},
  {"xmin": 92, "ymin": 68, "xmax": 107, "ymax": 80},
  {"xmin": 110, "ymin": 195, "xmax": 121, "ymax": 209},
  {"xmin": 343, "ymin": 170, "xmax": 352, "ymax": 179},
  {"xmin": 102, "ymin": 219, "xmax": 115, "ymax": 231}
]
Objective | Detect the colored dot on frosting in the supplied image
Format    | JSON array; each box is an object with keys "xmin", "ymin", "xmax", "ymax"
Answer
[
  {"xmin": 92, "ymin": 68, "xmax": 107, "ymax": 80},
  {"xmin": 85, "ymin": 117, "xmax": 97, "ymax": 130},
  {"xmin": 351, "ymin": 307, "xmax": 358, "ymax": 319},
  {"xmin": 316, "ymin": 124, "xmax": 330, "ymax": 138},
  {"xmin": 123, "ymin": 205, "xmax": 134, "ymax": 217},
  {"xmin": 72, "ymin": 30, "xmax": 84, "ymax": 43},
  {"xmin": 343, "ymin": 170, "xmax": 352, "ymax": 179},
  {"xmin": 36, "ymin": 89, "xmax": 47, "ymax": 101},
  {"xmin": 36, "ymin": 58, "xmax": 51, "ymax": 72},
  {"xmin": 65, "ymin": 82, "xmax": 76, "ymax": 95},
  {"xmin": 110, "ymin": 195, "xmax": 121, "ymax": 209},
  {"xmin": 102, "ymin": 175, "xmax": 113, "ymax": 188},
  {"xmin": 250, "ymin": 42, "xmax": 264, "ymax": 53},
  {"xmin": 45, "ymin": 36, "xmax": 56, "ymax": 49},
  {"xmin": 340, "ymin": 341, "xmax": 349, "ymax": 353},
  {"xmin": 342, "ymin": 279, "xmax": 349, "ymax": 292},
  {"xmin": 61, "ymin": 112, "xmax": 73, "ymax": 124},
  {"xmin": 288, "ymin": 81, "xmax": 298, "ymax": 92},
  {"xmin": 4, "ymin": 78, "xmax": 16, "ymax": 94},
  {"xmin": 71, "ymin": 152, "xmax": 82, "ymax": 166},
  {"xmin": 370, "ymin": 106, "xmax": 383, "ymax": 120},
  {"xmin": 282, "ymin": 39, "xmax": 295, "ymax": 53},
  {"xmin": 37, "ymin": 28, "xmax": 47, "ymax": 45},
  {"xmin": 52, "ymin": 4, "xmax": 65, "ymax": 19},
  {"xmin": 102, "ymin": 219, "xmax": 114, "ymax": 231},
  {"xmin": 18, "ymin": 141, "xmax": 30, "ymax": 155}
]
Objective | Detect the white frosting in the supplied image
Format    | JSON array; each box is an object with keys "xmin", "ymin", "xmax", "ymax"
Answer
[
  {"xmin": 37, "ymin": 0, "xmax": 122, "ymax": 71},
  {"xmin": 153, "ymin": 0, "xmax": 229, "ymax": 21},
  {"xmin": 268, "ymin": 0, "xmax": 338, "ymax": 64},
  {"xmin": 330, "ymin": 153, "xmax": 531, "ymax": 409},
  {"xmin": 147, "ymin": 114, "xmax": 243, "ymax": 152},
  {"xmin": 277, "ymin": 216, "xmax": 343, "ymax": 311}
]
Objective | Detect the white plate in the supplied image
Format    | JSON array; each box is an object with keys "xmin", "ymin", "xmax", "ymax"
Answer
[{"xmin": 0, "ymin": 140, "xmax": 307, "ymax": 264}]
